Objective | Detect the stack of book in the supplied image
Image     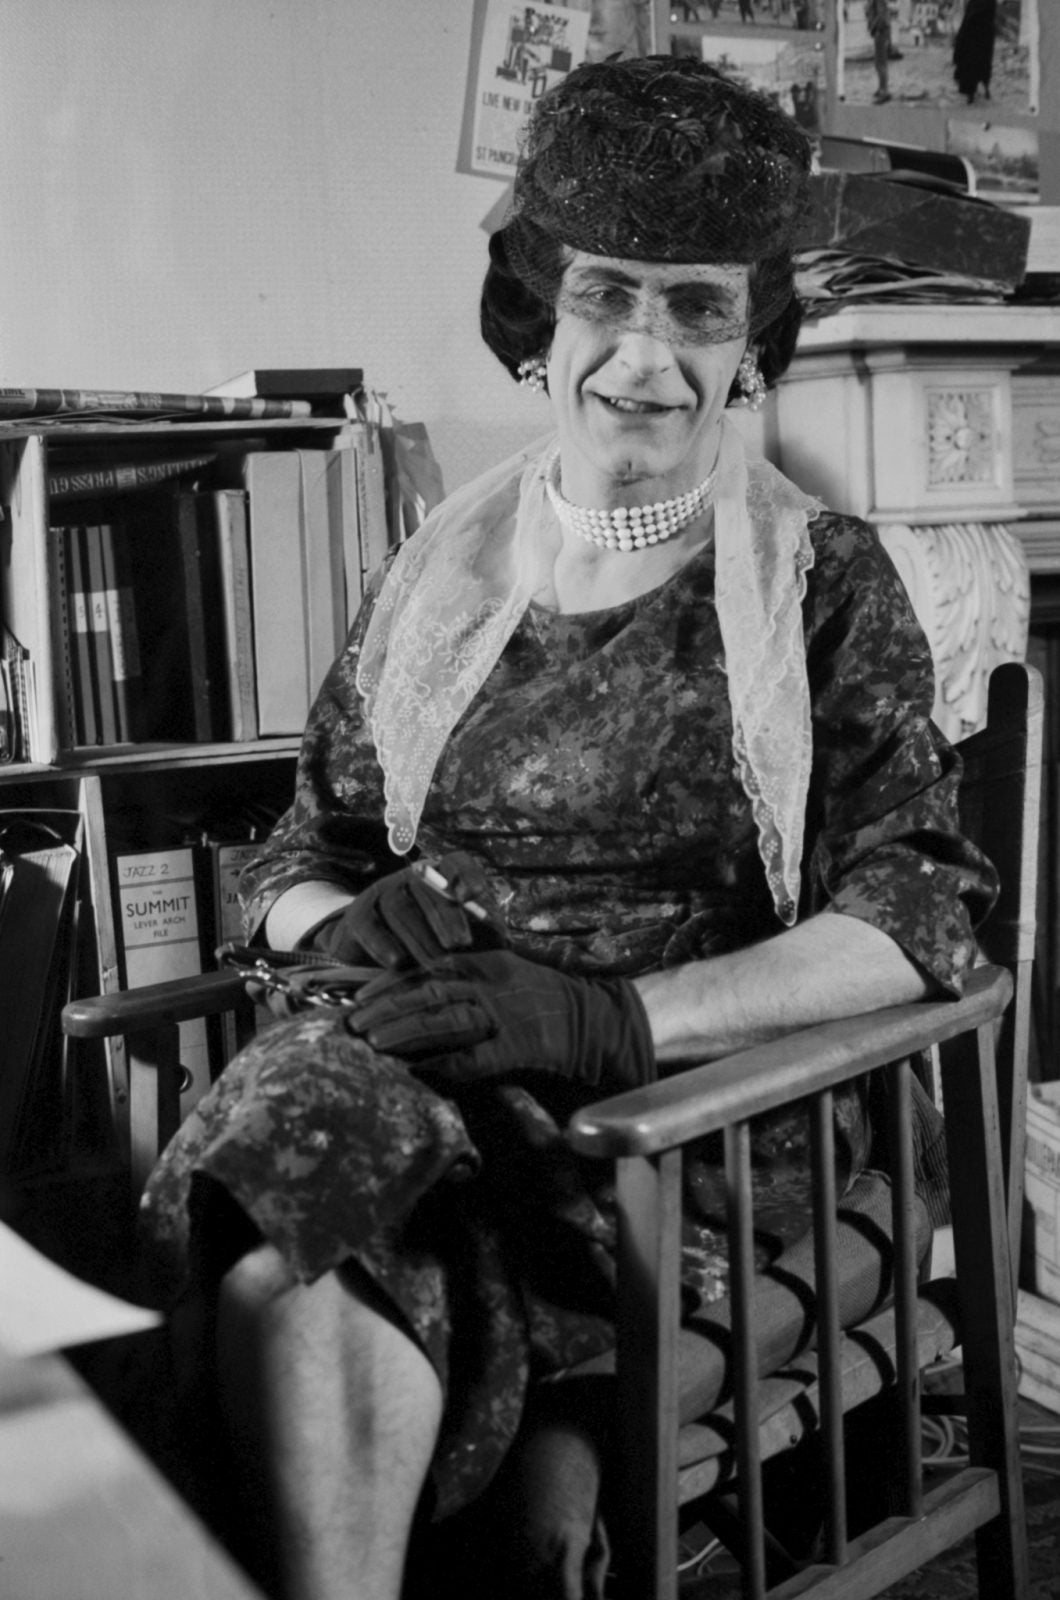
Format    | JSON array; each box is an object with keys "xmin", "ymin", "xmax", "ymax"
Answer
[
  {"xmin": 0, "ymin": 369, "xmax": 442, "ymax": 763},
  {"xmin": 33, "ymin": 376, "xmax": 395, "ymax": 754}
]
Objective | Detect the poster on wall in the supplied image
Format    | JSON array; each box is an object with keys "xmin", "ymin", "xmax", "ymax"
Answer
[{"xmin": 456, "ymin": 1, "xmax": 593, "ymax": 179}]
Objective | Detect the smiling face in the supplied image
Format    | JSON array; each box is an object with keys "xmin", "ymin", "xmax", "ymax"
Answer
[{"xmin": 546, "ymin": 253, "xmax": 751, "ymax": 505}]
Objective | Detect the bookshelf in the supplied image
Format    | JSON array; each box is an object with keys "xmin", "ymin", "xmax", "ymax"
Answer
[{"xmin": 0, "ymin": 408, "xmax": 386, "ymax": 1184}]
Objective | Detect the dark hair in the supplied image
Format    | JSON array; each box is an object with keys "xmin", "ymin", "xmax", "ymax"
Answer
[
  {"xmin": 747, "ymin": 274, "xmax": 803, "ymax": 398},
  {"xmin": 479, "ymin": 222, "xmax": 804, "ymax": 402},
  {"xmin": 479, "ymin": 221, "xmax": 561, "ymax": 384}
]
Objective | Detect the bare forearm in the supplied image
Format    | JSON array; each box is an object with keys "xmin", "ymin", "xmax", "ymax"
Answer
[
  {"xmin": 633, "ymin": 911, "xmax": 934, "ymax": 1066},
  {"xmin": 264, "ymin": 881, "xmax": 356, "ymax": 950}
]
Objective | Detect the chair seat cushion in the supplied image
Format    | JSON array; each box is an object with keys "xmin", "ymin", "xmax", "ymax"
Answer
[{"xmin": 676, "ymin": 1278, "xmax": 960, "ymax": 1501}]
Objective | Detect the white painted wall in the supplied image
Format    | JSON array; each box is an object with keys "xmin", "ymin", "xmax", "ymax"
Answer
[{"xmin": 0, "ymin": 0, "xmax": 550, "ymax": 492}]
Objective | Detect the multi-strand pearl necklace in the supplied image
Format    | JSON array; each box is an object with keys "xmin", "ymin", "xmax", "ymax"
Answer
[{"xmin": 545, "ymin": 450, "xmax": 716, "ymax": 552}]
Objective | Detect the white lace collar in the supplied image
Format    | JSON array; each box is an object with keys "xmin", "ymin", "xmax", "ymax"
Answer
[{"xmin": 356, "ymin": 417, "xmax": 820, "ymax": 925}]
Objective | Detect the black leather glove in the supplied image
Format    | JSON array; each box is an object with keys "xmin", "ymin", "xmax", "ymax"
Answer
[
  {"xmin": 301, "ymin": 853, "xmax": 506, "ymax": 970},
  {"xmin": 343, "ymin": 949, "xmax": 656, "ymax": 1093}
]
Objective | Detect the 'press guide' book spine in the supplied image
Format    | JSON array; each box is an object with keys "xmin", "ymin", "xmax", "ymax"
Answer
[
  {"xmin": 114, "ymin": 845, "xmax": 211, "ymax": 1104},
  {"xmin": 47, "ymin": 454, "xmax": 217, "ymax": 501}
]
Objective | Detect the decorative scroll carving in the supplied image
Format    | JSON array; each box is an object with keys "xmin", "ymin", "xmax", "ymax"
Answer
[
  {"xmin": 926, "ymin": 389, "xmax": 998, "ymax": 488},
  {"xmin": 879, "ymin": 521, "xmax": 1030, "ymax": 741}
]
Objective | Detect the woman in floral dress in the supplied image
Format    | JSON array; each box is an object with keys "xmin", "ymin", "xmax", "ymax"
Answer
[{"xmin": 140, "ymin": 56, "xmax": 995, "ymax": 1600}]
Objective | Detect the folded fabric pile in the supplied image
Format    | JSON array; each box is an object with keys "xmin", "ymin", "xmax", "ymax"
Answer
[{"xmin": 796, "ymin": 247, "xmax": 1009, "ymax": 315}]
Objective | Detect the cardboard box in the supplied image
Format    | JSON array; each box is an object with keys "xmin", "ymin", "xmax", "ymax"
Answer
[
  {"xmin": 1025, "ymin": 1082, "xmax": 1060, "ymax": 1305},
  {"xmin": 1016, "ymin": 1289, "xmax": 1060, "ymax": 1416},
  {"xmin": 799, "ymin": 171, "xmax": 1031, "ymax": 293}
]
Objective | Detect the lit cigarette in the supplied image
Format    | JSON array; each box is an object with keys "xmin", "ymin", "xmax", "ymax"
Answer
[{"xmin": 419, "ymin": 862, "xmax": 489, "ymax": 923}]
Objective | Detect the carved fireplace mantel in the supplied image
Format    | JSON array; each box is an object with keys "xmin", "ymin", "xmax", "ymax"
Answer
[{"xmin": 739, "ymin": 303, "xmax": 1060, "ymax": 741}]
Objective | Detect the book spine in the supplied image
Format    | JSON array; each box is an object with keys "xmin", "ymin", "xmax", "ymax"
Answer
[
  {"xmin": 0, "ymin": 387, "xmax": 311, "ymax": 420},
  {"xmin": 66, "ymin": 526, "xmax": 101, "ymax": 746},
  {"xmin": 355, "ymin": 425, "xmax": 391, "ymax": 583},
  {"xmin": 175, "ymin": 493, "xmax": 217, "ymax": 743},
  {"xmin": 1016, "ymin": 1364, "xmax": 1060, "ymax": 1419},
  {"xmin": 113, "ymin": 844, "xmax": 212, "ymax": 1106},
  {"xmin": 208, "ymin": 836, "xmax": 261, "ymax": 1060},
  {"xmin": 209, "ymin": 840, "xmax": 261, "ymax": 945},
  {"xmin": 339, "ymin": 444, "xmax": 363, "ymax": 634},
  {"xmin": 297, "ymin": 450, "xmax": 346, "ymax": 698},
  {"xmin": 9, "ymin": 658, "xmax": 31, "ymax": 762},
  {"xmin": 1, "ymin": 652, "xmax": 31, "ymax": 763},
  {"xmin": 213, "ymin": 489, "xmax": 258, "ymax": 741},
  {"xmin": 24, "ymin": 658, "xmax": 42, "ymax": 763},
  {"xmin": 322, "ymin": 450, "xmax": 349, "ymax": 653},
  {"xmin": 0, "ymin": 837, "xmax": 80, "ymax": 1167},
  {"xmin": 208, "ymin": 368, "xmax": 364, "ymax": 402},
  {"xmin": 253, "ymin": 367, "xmax": 363, "ymax": 399},
  {"xmin": 243, "ymin": 452, "xmax": 310, "ymax": 735},
  {"xmin": 98, "ymin": 522, "xmax": 143, "ymax": 742},
  {"xmin": 47, "ymin": 454, "xmax": 217, "ymax": 501},
  {"xmin": 82, "ymin": 524, "xmax": 119, "ymax": 745},
  {"xmin": 48, "ymin": 527, "xmax": 78, "ymax": 752}
]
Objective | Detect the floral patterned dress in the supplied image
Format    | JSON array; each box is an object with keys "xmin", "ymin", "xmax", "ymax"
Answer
[{"xmin": 139, "ymin": 508, "xmax": 996, "ymax": 1517}]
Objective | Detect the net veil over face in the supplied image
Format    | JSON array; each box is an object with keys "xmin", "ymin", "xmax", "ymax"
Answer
[{"xmin": 554, "ymin": 256, "xmax": 754, "ymax": 350}]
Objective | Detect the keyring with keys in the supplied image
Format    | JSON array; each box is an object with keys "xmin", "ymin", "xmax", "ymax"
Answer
[{"xmin": 218, "ymin": 942, "xmax": 377, "ymax": 1013}]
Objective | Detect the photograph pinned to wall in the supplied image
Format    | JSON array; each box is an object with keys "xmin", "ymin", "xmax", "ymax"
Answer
[
  {"xmin": 698, "ymin": 28, "xmax": 830, "ymax": 133},
  {"xmin": 672, "ymin": 3, "xmax": 828, "ymax": 29},
  {"xmin": 947, "ymin": 115, "xmax": 1039, "ymax": 195},
  {"xmin": 456, "ymin": 1, "xmax": 593, "ymax": 180},
  {"xmin": 584, "ymin": 0, "xmax": 654, "ymax": 61},
  {"xmin": 837, "ymin": 0, "xmax": 1039, "ymax": 115}
]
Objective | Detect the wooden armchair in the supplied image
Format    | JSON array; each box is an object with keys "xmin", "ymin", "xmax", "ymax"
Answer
[
  {"xmin": 567, "ymin": 659, "xmax": 1041, "ymax": 1600},
  {"xmin": 63, "ymin": 661, "xmax": 1041, "ymax": 1600},
  {"xmin": 64, "ymin": 965, "xmax": 255, "ymax": 1199}
]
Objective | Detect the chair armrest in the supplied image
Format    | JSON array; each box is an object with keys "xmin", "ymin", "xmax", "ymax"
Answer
[
  {"xmin": 568, "ymin": 963, "xmax": 1012, "ymax": 1160},
  {"xmin": 62, "ymin": 969, "xmax": 251, "ymax": 1039}
]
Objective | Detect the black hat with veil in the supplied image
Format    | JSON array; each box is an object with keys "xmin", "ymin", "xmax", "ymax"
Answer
[{"xmin": 498, "ymin": 55, "xmax": 812, "ymax": 340}]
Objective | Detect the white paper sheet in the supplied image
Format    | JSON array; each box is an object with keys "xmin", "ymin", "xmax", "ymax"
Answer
[{"xmin": 0, "ymin": 1220, "xmax": 160, "ymax": 1357}]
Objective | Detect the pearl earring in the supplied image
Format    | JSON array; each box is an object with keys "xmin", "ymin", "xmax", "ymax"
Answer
[
  {"xmin": 736, "ymin": 350, "xmax": 767, "ymax": 412},
  {"xmin": 517, "ymin": 356, "xmax": 548, "ymax": 392}
]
